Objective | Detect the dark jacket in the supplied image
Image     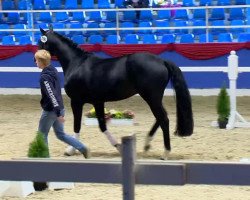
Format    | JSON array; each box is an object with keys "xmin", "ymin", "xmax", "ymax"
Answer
[
  {"xmin": 123, "ymin": 0, "xmax": 149, "ymax": 8},
  {"xmin": 40, "ymin": 65, "xmax": 64, "ymax": 117}
]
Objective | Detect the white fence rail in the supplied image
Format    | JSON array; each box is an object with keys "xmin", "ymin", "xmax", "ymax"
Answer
[{"xmin": 0, "ymin": 135, "xmax": 250, "ymax": 200}]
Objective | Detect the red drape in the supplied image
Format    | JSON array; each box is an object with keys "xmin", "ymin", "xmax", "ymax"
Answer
[{"xmin": 0, "ymin": 43, "xmax": 249, "ymax": 60}]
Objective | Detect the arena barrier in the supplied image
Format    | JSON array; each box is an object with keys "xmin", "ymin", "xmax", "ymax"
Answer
[{"xmin": 0, "ymin": 135, "xmax": 250, "ymax": 200}]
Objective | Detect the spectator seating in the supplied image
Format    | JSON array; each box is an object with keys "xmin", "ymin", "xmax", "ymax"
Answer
[
  {"xmin": 49, "ymin": 0, "xmax": 61, "ymax": 9},
  {"xmin": 88, "ymin": 34, "xmax": 103, "ymax": 44},
  {"xmin": 161, "ymin": 34, "xmax": 176, "ymax": 43},
  {"xmin": 137, "ymin": 21, "xmax": 153, "ymax": 35},
  {"xmin": 142, "ymin": 34, "xmax": 157, "ymax": 44},
  {"xmin": 228, "ymin": 8, "xmax": 246, "ymax": 21},
  {"xmin": 87, "ymin": 11, "xmax": 103, "ymax": 22},
  {"xmin": 55, "ymin": 12, "xmax": 69, "ymax": 22},
  {"xmin": 18, "ymin": 0, "xmax": 28, "ymax": 10},
  {"xmin": 69, "ymin": 22, "xmax": 84, "ymax": 37},
  {"xmin": 235, "ymin": 0, "xmax": 246, "ymax": 4},
  {"xmin": 209, "ymin": 8, "xmax": 225, "ymax": 21},
  {"xmin": 217, "ymin": 0, "xmax": 230, "ymax": 5},
  {"xmin": 125, "ymin": 34, "xmax": 139, "ymax": 44},
  {"xmin": 230, "ymin": 19, "xmax": 245, "ymax": 36},
  {"xmin": 82, "ymin": 0, "xmax": 94, "ymax": 9},
  {"xmin": 218, "ymin": 33, "xmax": 233, "ymax": 42},
  {"xmin": 199, "ymin": 33, "xmax": 214, "ymax": 43},
  {"xmin": 0, "ymin": 24, "xmax": 9, "ymax": 39},
  {"xmin": 156, "ymin": 10, "xmax": 171, "ymax": 21},
  {"xmin": 52, "ymin": 22, "xmax": 67, "ymax": 35},
  {"xmin": 154, "ymin": 20, "xmax": 170, "ymax": 36},
  {"xmin": 98, "ymin": 0, "xmax": 111, "ymax": 8},
  {"xmin": 120, "ymin": 22, "xmax": 135, "ymax": 36},
  {"xmin": 2, "ymin": 0, "xmax": 15, "ymax": 10},
  {"xmin": 86, "ymin": 22, "xmax": 100, "ymax": 36},
  {"xmin": 104, "ymin": 11, "xmax": 117, "ymax": 22},
  {"xmin": 12, "ymin": 23, "xmax": 27, "ymax": 40},
  {"xmin": 106, "ymin": 35, "xmax": 121, "ymax": 44},
  {"xmin": 71, "ymin": 35, "xmax": 85, "ymax": 44},
  {"xmin": 19, "ymin": 35, "xmax": 32, "ymax": 45},
  {"xmin": 192, "ymin": 20, "xmax": 206, "ymax": 35},
  {"xmin": 173, "ymin": 9, "xmax": 189, "ymax": 21},
  {"xmin": 199, "ymin": 0, "xmax": 212, "ymax": 6},
  {"xmin": 2, "ymin": 35, "xmax": 16, "ymax": 45},
  {"xmin": 37, "ymin": 12, "xmax": 52, "ymax": 23},
  {"xmin": 182, "ymin": 0, "xmax": 195, "ymax": 7},
  {"xmin": 237, "ymin": 33, "xmax": 250, "ymax": 42},
  {"xmin": 122, "ymin": 11, "xmax": 137, "ymax": 21},
  {"xmin": 65, "ymin": 0, "xmax": 78, "ymax": 9},
  {"xmin": 211, "ymin": 20, "xmax": 227, "ymax": 35},
  {"xmin": 174, "ymin": 20, "xmax": 189, "ymax": 35},
  {"xmin": 179, "ymin": 33, "xmax": 195, "ymax": 43},
  {"xmin": 115, "ymin": 0, "xmax": 124, "ymax": 8},
  {"xmin": 34, "ymin": 0, "xmax": 46, "ymax": 10},
  {"xmin": 193, "ymin": 8, "xmax": 206, "ymax": 20},
  {"xmin": 6, "ymin": 12, "xmax": 20, "ymax": 24},
  {"xmin": 139, "ymin": 10, "xmax": 153, "ymax": 21},
  {"xmin": 103, "ymin": 22, "xmax": 116, "ymax": 36},
  {"xmin": 71, "ymin": 12, "xmax": 86, "ymax": 22}
]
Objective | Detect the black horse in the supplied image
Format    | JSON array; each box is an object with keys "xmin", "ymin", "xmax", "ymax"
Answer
[{"xmin": 38, "ymin": 27, "xmax": 193, "ymax": 159}]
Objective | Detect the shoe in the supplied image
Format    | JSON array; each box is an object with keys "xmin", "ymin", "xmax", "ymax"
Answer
[
  {"xmin": 64, "ymin": 146, "xmax": 76, "ymax": 156},
  {"xmin": 81, "ymin": 148, "xmax": 90, "ymax": 159}
]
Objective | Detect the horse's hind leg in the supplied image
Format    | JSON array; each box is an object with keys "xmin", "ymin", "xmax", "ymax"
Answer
[
  {"xmin": 144, "ymin": 121, "xmax": 159, "ymax": 151},
  {"xmin": 142, "ymin": 95, "xmax": 170, "ymax": 160},
  {"xmin": 94, "ymin": 103, "xmax": 121, "ymax": 153}
]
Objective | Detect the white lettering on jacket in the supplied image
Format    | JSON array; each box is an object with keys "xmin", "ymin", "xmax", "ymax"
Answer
[{"xmin": 44, "ymin": 81, "xmax": 59, "ymax": 107}]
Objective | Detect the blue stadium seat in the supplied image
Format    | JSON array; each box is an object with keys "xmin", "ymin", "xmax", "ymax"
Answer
[
  {"xmin": 2, "ymin": 0, "xmax": 15, "ymax": 10},
  {"xmin": 52, "ymin": 22, "xmax": 66, "ymax": 35},
  {"xmin": 156, "ymin": 10, "xmax": 171, "ymax": 21},
  {"xmin": 103, "ymin": 22, "xmax": 116, "ymax": 36},
  {"xmin": 142, "ymin": 34, "xmax": 157, "ymax": 44},
  {"xmin": 217, "ymin": 0, "xmax": 230, "ymax": 5},
  {"xmin": 115, "ymin": 0, "xmax": 125, "ymax": 8},
  {"xmin": 237, "ymin": 33, "xmax": 250, "ymax": 42},
  {"xmin": 71, "ymin": 12, "xmax": 86, "ymax": 22},
  {"xmin": 120, "ymin": 22, "xmax": 135, "ymax": 36},
  {"xmin": 87, "ymin": 11, "xmax": 103, "ymax": 22},
  {"xmin": 173, "ymin": 9, "xmax": 189, "ymax": 21},
  {"xmin": 19, "ymin": 35, "xmax": 32, "ymax": 45},
  {"xmin": 122, "ymin": 11, "xmax": 137, "ymax": 21},
  {"xmin": 125, "ymin": 34, "xmax": 139, "ymax": 44},
  {"xmin": 69, "ymin": 22, "xmax": 83, "ymax": 37},
  {"xmin": 88, "ymin": 34, "xmax": 103, "ymax": 44},
  {"xmin": 38, "ymin": 12, "xmax": 52, "ymax": 23},
  {"xmin": 174, "ymin": 20, "xmax": 189, "ymax": 35},
  {"xmin": 82, "ymin": 0, "xmax": 94, "ymax": 9},
  {"xmin": 49, "ymin": 0, "xmax": 61, "ymax": 9},
  {"xmin": 209, "ymin": 8, "xmax": 225, "ymax": 21},
  {"xmin": 199, "ymin": 33, "xmax": 213, "ymax": 43},
  {"xmin": 218, "ymin": 33, "xmax": 233, "ymax": 42},
  {"xmin": 106, "ymin": 35, "xmax": 120, "ymax": 44},
  {"xmin": 154, "ymin": 20, "xmax": 170, "ymax": 36},
  {"xmin": 33, "ymin": 0, "xmax": 46, "ymax": 10},
  {"xmin": 86, "ymin": 22, "xmax": 100, "ymax": 36},
  {"xmin": 105, "ymin": 11, "xmax": 117, "ymax": 22},
  {"xmin": 182, "ymin": 0, "xmax": 195, "ymax": 6},
  {"xmin": 6, "ymin": 12, "xmax": 20, "ymax": 24},
  {"xmin": 18, "ymin": 0, "xmax": 28, "ymax": 10},
  {"xmin": 55, "ymin": 12, "xmax": 69, "ymax": 22},
  {"xmin": 12, "ymin": 24, "xmax": 27, "ymax": 40},
  {"xmin": 139, "ymin": 10, "xmax": 153, "ymax": 21},
  {"xmin": 193, "ymin": 9, "xmax": 206, "ymax": 20},
  {"xmin": 98, "ymin": 0, "xmax": 111, "ymax": 8},
  {"xmin": 211, "ymin": 20, "xmax": 227, "ymax": 35},
  {"xmin": 65, "ymin": 0, "xmax": 78, "ymax": 9},
  {"xmin": 235, "ymin": 0, "xmax": 246, "ymax": 4},
  {"xmin": 2, "ymin": 35, "xmax": 16, "ymax": 45},
  {"xmin": 179, "ymin": 34, "xmax": 195, "ymax": 43},
  {"xmin": 230, "ymin": 20, "xmax": 245, "ymax": 36},
  {"xmin": 228, "ymin": 8, "xmax": 245, "ymax": 21},
  {"xmin": 161, "ymin": 34, "xmax": 176, "ymax": 44},
  {"xmin": 138, "ymin": 21, "xmax": 153, "ymax": 35},
  {"xmin": 71, "ymin": 35, "xmax": 85, "ymax": 44},
  {"xmin": 0, "ymin": 24, "xmax": 9, "ymax": 38},
  {"xmin": 199, "ymin": 0, "xmax": 212, "ymax": 6},
  {"xmin": 192, "ymin": 20, "xmax": 206, "ymax": 35}
]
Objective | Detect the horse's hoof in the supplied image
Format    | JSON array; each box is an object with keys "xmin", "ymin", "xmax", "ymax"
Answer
[
  {"xmin": 144, "ymin": 144, "xmax": 151, "ymax": 152},
  {"xmin": 64, "ymin": 146, "xmax": 76, "ymax": 156},
  {"xmin": 160, "ymin": 150, "xmax": 170, "ymax": 160},
  {"xmin": 115, "ymin": 143, "xmax": 122, "ymax": 154}
]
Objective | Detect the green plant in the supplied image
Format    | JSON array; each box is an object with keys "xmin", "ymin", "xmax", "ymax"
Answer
[
  {"xmin": 28, "ymin": 131, "xmax": 49, "ymax": 158},
  {"xmin": 217, "ymin": 86, "xmax": 230, "ymax": 124}
]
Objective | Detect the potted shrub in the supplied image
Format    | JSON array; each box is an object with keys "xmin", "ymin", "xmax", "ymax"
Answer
[
  {"xmin": 216, "ymin": 85, "xmax": 230, "ymax": 129},
  {"xmin": 27, "ymin": 131, "xmax": 49, "ymax": 191}
]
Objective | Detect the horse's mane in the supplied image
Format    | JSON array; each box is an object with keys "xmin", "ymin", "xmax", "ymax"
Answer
[{"xmin": 53, "ymin": 31, "xmax": 93, "ymax": 58}]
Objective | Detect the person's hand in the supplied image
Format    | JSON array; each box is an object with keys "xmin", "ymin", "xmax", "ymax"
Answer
[{"xmin": 58, "ymin": 116, "xmax": 65, "ymax": 123}]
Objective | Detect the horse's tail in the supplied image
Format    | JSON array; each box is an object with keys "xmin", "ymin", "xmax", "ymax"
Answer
[{"xmin": 165, "ymin": 61, "xmax": 194, "ymax": 137}]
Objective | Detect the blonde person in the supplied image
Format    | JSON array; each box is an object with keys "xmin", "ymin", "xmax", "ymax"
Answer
[{"xmin": 34, "ymin": 49, "xmax": 90, "ymax": 158}]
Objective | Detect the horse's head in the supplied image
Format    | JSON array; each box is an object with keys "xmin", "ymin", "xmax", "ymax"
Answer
[{"xmin": 38, "ymin": 25, "xmax": 57, "ymax": 55}]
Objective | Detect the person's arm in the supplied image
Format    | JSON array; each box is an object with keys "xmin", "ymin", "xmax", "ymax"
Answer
[{"xmin": 41, "ymin": 76, "xmax": 62, "ymax": 117}]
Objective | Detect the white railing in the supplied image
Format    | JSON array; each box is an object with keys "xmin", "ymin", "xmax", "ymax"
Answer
[
  {"xmin": 0, "ymin": 135, "xmax": 250, "ymax": 200},
  {"xmin": 1, "ymin": 4, "xmax": 250, "ymax": 43}
]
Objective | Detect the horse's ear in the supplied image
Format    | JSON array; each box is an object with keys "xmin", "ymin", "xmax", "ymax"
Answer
[
  {"xmin": 40, "ymin": 27, "xmax": 46, "ymax": 35},
  {"xmin": 48, "ymin": 24, "xmax": 53, "ymax": 32}
]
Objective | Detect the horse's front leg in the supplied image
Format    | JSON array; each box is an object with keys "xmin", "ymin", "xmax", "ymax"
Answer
[
  {"xmin": 64, "ymin": 99, "xmax": 84, "ymax": 156},
  {"xmin": 94, "ymin": 103, "xmax": 121, "ymax": 153}
]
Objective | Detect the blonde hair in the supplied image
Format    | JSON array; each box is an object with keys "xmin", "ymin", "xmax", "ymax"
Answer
[{"xmin": 34, "ymin": 50, "xmax": 51, "ymax": 66}]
